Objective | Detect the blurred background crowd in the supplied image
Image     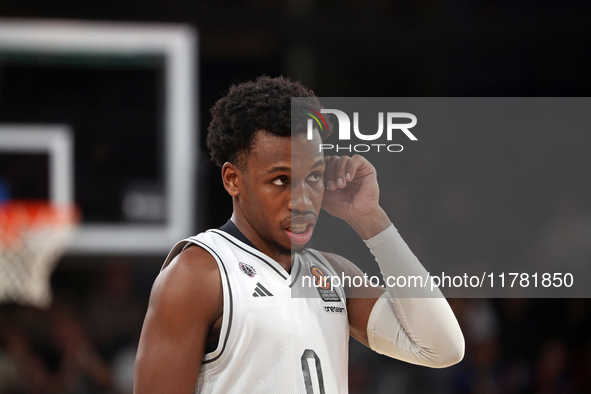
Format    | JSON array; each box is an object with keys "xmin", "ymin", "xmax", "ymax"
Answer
[{"xmin": 1, "ymin": 0, "xmax": 591, "ymax": 393}]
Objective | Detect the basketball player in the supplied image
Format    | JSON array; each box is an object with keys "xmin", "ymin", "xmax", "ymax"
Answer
[{"xmin": 134, "ymin": 76, "xmax": 464, "ymax": 393}]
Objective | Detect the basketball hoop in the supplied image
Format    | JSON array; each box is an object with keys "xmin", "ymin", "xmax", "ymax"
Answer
[{"xmin": 0, "ymin": 201, "xmax": 79, "ymax": 308}]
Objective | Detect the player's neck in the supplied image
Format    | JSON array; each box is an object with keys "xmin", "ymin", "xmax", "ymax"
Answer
[{"xmin": 229, "ymin": 214, "xmax": 293, "ymax": 271}]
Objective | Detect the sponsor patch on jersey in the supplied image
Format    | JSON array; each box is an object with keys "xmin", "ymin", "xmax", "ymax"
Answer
[
  {"xmin": 324, "ymin": 305, "xmax": 347, "ymax": 315},
  {"xmin": 239, "ymin": 262, "xmax": 256, "ymax": 277},
  {"xmin": 310, "ymin": 265, "xmax": 341, "ymax": 302}
]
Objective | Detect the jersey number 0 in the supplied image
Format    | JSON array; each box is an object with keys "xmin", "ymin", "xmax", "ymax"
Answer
[{"xmin": 301, "ymin": 349, "xmax": 326, "ymax": 394}]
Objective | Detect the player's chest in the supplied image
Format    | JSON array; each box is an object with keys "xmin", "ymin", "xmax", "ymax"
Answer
[{"xmin": 227, "ymin": 259, "xmax": 348, "ymax": 335}]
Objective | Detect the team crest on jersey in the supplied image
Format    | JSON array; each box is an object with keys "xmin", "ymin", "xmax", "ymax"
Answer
[
  {"xmin": 310, "ymin": 265, "xmax": 341, "ymax": 302},
  {"xmin": 239, "ymin": 262, "xmax": 256, "ymax": 277}
]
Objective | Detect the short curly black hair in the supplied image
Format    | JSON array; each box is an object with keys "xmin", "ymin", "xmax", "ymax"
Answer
[{"xmin": 207, "ymin": 76, "xmax": 325, "ymax": 168}]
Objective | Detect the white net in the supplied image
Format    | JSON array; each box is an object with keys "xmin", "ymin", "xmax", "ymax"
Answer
[{"xmin": 0, "ymin": 203, "xmax": 78, "ymax": 308}]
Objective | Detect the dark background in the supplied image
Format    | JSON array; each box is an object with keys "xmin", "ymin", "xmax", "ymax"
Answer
[{"xmin": 1, "ymin": 1, "xmax": 590, "ymax": 393}]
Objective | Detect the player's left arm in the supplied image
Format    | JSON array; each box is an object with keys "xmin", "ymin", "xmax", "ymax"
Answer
[{"xmin": 322, "ymin": 154, "xmax": 464, "ymax": 368}]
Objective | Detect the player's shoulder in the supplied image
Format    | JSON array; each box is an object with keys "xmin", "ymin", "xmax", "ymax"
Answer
[
  {"xmin": 150, "ymin": 242, "xmax": 222, "ymax": 316},
  {"xmin": 171, "ymin": 244, "xmax": 219, "ymax": 272},
  {"xmin": 163, "ymin": 243, "xmax": 220, "ymax": 288}
]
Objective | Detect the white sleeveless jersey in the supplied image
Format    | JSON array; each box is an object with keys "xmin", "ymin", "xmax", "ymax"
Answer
[{"xmin": 162, "ymin": 228, "xmax": 350, "ymax": 394}]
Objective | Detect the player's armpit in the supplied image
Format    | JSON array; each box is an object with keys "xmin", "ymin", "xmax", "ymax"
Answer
[{"xmin": 134, "ymin": 246, "xmax": 223, "ymax": 394}]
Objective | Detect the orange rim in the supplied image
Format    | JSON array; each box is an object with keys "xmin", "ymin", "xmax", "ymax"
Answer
[{"xmin": 0, "ymin": 201, "xmax": 79, "ymax": 247}]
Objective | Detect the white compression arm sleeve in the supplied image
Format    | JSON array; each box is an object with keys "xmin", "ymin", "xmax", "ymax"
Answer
[{"xmin": 364, "ymin": 224, "xmax": 465, "ymax": 368}]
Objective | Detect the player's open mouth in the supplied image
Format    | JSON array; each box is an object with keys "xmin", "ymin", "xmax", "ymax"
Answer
[{"xmin": 285, "ymin": 222, "xmax": 315, "ymax": 246}]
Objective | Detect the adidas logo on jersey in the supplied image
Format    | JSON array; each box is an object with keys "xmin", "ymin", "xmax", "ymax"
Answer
[{"xmin": 252, "ymin": 282, "xmax": 273, "ymax": 297}]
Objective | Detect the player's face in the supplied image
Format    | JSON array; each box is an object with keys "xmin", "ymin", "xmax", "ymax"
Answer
[{"xmin": 238, "ymin": 130, "xmax": 325, "ymax": 258}]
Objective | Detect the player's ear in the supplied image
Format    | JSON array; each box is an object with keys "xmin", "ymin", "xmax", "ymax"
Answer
[{"xmin": 222, "ymin": 162, "xmax": 241, "ymax": 197}]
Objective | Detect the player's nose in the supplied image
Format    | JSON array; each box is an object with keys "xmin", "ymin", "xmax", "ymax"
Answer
[{"xmin": 288, "ymin": 182, "xmax": 313, "ymax": 211}]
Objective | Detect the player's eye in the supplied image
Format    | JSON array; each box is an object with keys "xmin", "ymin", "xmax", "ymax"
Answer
[
  {"xmin": 308, "ymin": 171, "xmax": 322, "ymax": 183},
  {"xmin": 272, "ymin": 176, "xmax": 288, "ymax": 186}
]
